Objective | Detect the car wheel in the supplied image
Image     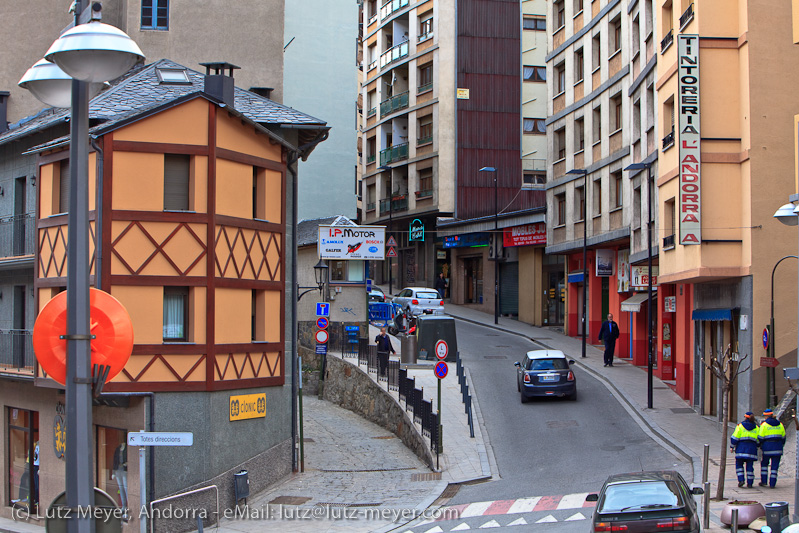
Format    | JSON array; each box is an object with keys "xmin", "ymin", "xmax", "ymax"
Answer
[
  {"xmin": 388, "ymin": 326, "xmax": 397, "ymax": 336},
  {"xmin": 520, "ymin": 391, "xmax": 529, "ymax": 404},
  {"xmin": 568, "ymin": 390, "xmax": 577, "ymax": 401}
]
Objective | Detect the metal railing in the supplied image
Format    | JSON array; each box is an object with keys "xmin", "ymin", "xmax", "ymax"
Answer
[
  {"xmin": 379, "ymin": 41, "xmax": 409, "ymax": 69},
  {"xmin": 415, "ymin": 189, "xmax": 433, "ymax": 199},
  {"xmin": 0, "ymin": 330, "xmax": 34, "ymax": 371},
  {"xmin": 0, "ymin": 214, "xmax": 35, "ymax": 258},
  {"xmin": 379, "ymin": 0, "xmax": 409, "ymax": 20},
  {"xmin": 379, "ymin": 142, "xmax": 409, "ymax": 166},
  {"xmin": 366, "ymin": 154, "xmax": 376, "ymax": 164},
  {"xmin": 149, "ymin": 485, "xmax": 219, "ymax": 533},
  {"xmin": 417, "ymin": 135, "xmax": 432, "ymax": 146},
  {"xmin": 660, "ymin": 29, "xmax": 673, "ymax": 53},
  {"xmin": 679, "ymin": 3, "xmax": 694, "ymax": 29},
  {"xmin": 417, "ymin": 82, "xmax": 433, "ymax": 94},
  {"xmin": 367, "ymin": 107, "xmax": 376, "ymax": 118},
  {"xmin": 366, "ymin": 202, "xmax": 376, "ymax": 211},
  {"xmin": 379, "ymin": 91, "xmax": 409, "ymax": 118},
  {"xmin": 663, "ymin": 234, "xmax": 675, "ymax": 249},
  {"xmin": 418, "ymin": 31, "xmax": 433, "ymax": 43},
  {"xmin": 456, "ymin": 353, "xmax": 475, "ymax": 438},
  {"xmin": 662, "ymin": 130, "xmax": 675, "ymax": 150}
]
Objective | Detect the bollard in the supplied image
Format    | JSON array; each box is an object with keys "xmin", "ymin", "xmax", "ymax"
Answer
[
  {"xmin": 703, "ymin": 481, "xmax": 710, "ymax": 530},
  {"xmin": 731, "ymin": 508, "xmax": 738, "ymax": 533},
  {"xmin": 702, "ymin": 444, "xmax": 709, "ymax": 484}
]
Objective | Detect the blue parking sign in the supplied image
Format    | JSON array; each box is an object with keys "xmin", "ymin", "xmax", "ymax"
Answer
[
  {"xmin": 366, "ymin": 279, "xmax": 372, "ymax": 292},
  {"xmin": 316, "ymin": 302, "xmax": 330, "ymax": 317}
]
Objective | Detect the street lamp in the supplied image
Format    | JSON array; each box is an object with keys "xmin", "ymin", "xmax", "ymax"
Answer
[
  {"xmin": 567, "ymin": 168, "xmax": 589, "ymax": 358},
  {"xmin": 378, "ymin": 165, "xmax": 393, "ymax": 295},
  {"xmin": 297, "ymin": 259, "xmax": 329, "ymax": 301},
  {"xmin": 769, "ymin": 256, "xmax": 797, "ymax": 405},
  {"xmin": 19, "ymin": 3, "xmax": 143, "ymax": 531},
  {"xmin": 773, "ymin": 201, "xmax": 799, "ymax": 519},
  {"xmin": 479, "ymin": 167, "xmax": 500, "ymax": 325},
  {"xmin": 625, "ymin": 161, "xmax": 655, "ymax": 409}
]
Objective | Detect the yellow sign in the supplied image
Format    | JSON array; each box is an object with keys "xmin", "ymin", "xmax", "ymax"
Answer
[
  {"xmin": 229, "ymin": 393, "xmax": 266, "ymax": 421},
  {"xmin": 456, "ymin": 88, "xmax": 470, "ymax": 99}
]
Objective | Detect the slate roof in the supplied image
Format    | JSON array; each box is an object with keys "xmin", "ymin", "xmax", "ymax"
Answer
[
  {"xmin": 3, "ymin": 59, "xmax": 327, "ymax": 154},
  {"xmin": 297, "ymin": 215, "xmax": 357, "ymax": 247}
]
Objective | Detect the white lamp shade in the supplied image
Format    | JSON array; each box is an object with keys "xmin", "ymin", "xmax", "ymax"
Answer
[
  {"xmin": 18, "ymin": 59, "xmax": 102, "ymax": 108},
  {"xmin": 773, "ymin": 203, "xmax": 799, "ymax": 226},
  {"xmin": 45, "ymin": 22, "xmax": 144, "ymax": 83}
]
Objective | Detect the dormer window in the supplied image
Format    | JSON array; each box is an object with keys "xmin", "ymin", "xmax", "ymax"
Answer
[{"xmin": 156, "ymin": 68, "xmax": 191, "ymax": 85}]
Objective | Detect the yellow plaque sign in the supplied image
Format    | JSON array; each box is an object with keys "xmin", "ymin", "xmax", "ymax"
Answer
[
  {"xmin": 229, "ymin": 393, "xmax": 266, "ymax": 421},
  {"xmin": 456, "ymin": 88, "xmax": 470, "ymax": 99}
]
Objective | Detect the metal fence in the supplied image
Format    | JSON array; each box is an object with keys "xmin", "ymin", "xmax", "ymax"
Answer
[
  {"xmin": 0, "ymin": 330, "xmax": 35, "ymax": 370},
  {"xmin": 0, "ymin": 214, "xmax": 35, "ymax": 258}
]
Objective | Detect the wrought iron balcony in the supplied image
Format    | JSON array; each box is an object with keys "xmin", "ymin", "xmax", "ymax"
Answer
[
  {"xmin": 660, "ymin": 29, "xmax": 673, "ymax": 53},
  {"xmin": 0, "ymin": 214, "xmax": 35, "ymax": 259},
  {"xmin": 679, "ymin": 3, "xmax": 694, "ymax": 29},
  {"xmin": 379, "ymin": 41, "xmax": 409, "ymax": 69},
  {"xmin": 379, "ymin": 142, "xmax": 409, "ymax": 166},
  {"xmin": 662, "ymin": 129, "xmax": 675, "ymax": 150},
  {"xmin": 0, "ymin": 329, "xmax": 34, "ymax": 373},
  {"xmin": 663, "ymin": 234, "xmax": 675, "ymax": 250},
  {"xmin": 379, "ymin": 91, "xmax": 409, "ymax": 118}
]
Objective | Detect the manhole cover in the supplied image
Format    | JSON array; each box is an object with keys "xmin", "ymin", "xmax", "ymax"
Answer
[
  {"xmin": 411, "ymin": 472, "xmax": 442, "ymax": 482},
  {"xmin": 546, "ymin": 420, "xmax": 578, "ymax": 429},
  {"xmin": 484, "ymin": 355, "xmax": 507, "ymax": 359},
  {"xmin": 600, "ymin": 445, "xmax": 625, "ymax": 451},
  {"xmin": 269, "ymin": 496, "xmax": 311, "ymax": 505},
  {"xmin": 670, "ymin": 408, "xmax": 695, "ymax": 414}
]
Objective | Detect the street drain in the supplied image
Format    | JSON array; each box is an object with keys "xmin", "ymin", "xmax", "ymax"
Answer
[
  {"xmin": 411, "ymin": 472, "xmax": 442, "ymax": 482},
  {"xmin": 318, "ymin": 467, "xmax": 416, "ymax": 473},
  {"xmin": 269, "ymin": 496, "xmax": 312, "ymax": 505},
  {"xmin": 303, "ymin": 438, "xmax": 315, "ymax": 443},
  {"xmin": 440, "ymin": 484, "xmax": 460, "ymax": 499}
]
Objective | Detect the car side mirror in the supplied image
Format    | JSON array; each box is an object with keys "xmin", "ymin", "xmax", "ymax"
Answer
[
  {"xmin": 569, "ymin": 360, "xmax": 576, "ymax": 365},
  {"xmin": 514, "ymin": 362, "xmax": 521, "ymax": 367},
  {"xmin": 691, "ymin": 487, "xmax": 704, "ymax": 495},
  {"xmin": 585, "ymin": 493, "xmax": 598, "ymax": 502}
]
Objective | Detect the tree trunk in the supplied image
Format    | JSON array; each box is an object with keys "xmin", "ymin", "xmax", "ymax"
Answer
[{"xmin": 716, "ymin": 384, "xmax": 731, "ymax": 500}]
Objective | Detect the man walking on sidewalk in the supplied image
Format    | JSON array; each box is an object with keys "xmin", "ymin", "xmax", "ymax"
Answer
[
  {"xmin": 731, "ymin": 412, "xmax": 759, "ymax": 488},
  {"xmin": 597, "ymin": 314, "xmax": 620, "ymax": 367},
  {"xmin": 375, "ymin": 327, "xmax": 395, "ymax": 355},
  {"xmin": 758, "ymin": 408, "xmax": 786, "ymax": 488}
]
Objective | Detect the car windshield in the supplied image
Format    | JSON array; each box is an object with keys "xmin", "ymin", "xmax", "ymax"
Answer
[
  {"xmin": 600, "ymin": 481, "xmax": 681, "ymax": 512},
  {"xmin": 416, "ymin": 291, "xmax": 440, "ymax": 299},
  {"xmin": 527, "ymin": 358, "xmax": 568, "ymax": 371}
]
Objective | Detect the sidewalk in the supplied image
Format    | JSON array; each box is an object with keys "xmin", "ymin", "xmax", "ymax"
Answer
[{"xmin": 443, "ymin": 302, "xmax": 796, "ymax": 530}]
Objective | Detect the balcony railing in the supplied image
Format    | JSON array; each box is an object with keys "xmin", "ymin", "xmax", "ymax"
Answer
[
  {"xmin": 367, "ymin": 154, "xmax": 376, "ymax": 164},
  {"xmin": 367, "ymin": 107, "xmax": 376, "ymax": 118},
  {"xmin": 417, "ymin": 82, "xmax": 433, "ymax": 94},
  {"xmin": 679, "ymin": 3, "xmax": 694, "ymax": 29},
  {"xmin": 417, "ymin": 135, "xmax": 433, "ymax": 146},
  {"xmin": 415, "ymin": 189, "xmax": 433, "ymax": 199},
  {"xmin": 366, "ymin": 202, "xmax": 376, "ymax": 211},
  {"xmin": 660, "ymin": 29, "xmax": 673, "ymax": 53},
  {"xmin": 379, "ymin": 41, "xmax": 409, "ymax": 69},
  {"xmin": 418, "ymin": 30, "xmax": 434, "ymax": 43},
  {"xmin": 0, "ymin": 330, "xmax": 34, "ymax": 372},
  {"xmin": 379, "ymin": 91, "xmax": 409, "ymax": 118},
  {"xmin": 379, "ymin": 142, "xmax": 409, "ymax": 166},
  {"xmin": 379, "ymin": 195, "xmax": 409, "ymax": 214},
  {"xmin": 379, "ymin": 0, "xmax": 409, "ymax": 20},
  {"xmin": 0, "ymin": 214, "xmax": 35, "ymax": 259},
  {"xmin": 368, "ymin": 60, "xmax": 378, "ymax": 71},
  {"xmin": 662, "ymin": 129, "xmax": 675, "ymax": 150},
  {"xmin": 663, "ymin": 234, "xmax": 675, "ymax": 250}
]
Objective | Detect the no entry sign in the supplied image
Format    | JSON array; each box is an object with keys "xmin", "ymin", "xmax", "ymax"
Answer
[{"xmin": 315, "ymin": 329, "xmax": 329, "ymax": 344}]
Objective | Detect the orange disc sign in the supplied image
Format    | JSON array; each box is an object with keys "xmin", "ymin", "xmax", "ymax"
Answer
[{"xmin": 33, "ymin": 289, "xmax": 134, "ymax": 386}]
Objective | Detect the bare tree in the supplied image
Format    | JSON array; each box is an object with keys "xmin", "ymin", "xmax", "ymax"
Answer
[{"xmin": 702, "ymin": 344, "xmax": 749, "ymax": 500}]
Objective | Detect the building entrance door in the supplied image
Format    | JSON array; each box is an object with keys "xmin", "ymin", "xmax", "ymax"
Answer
[{"xmin": 464, "ymin": 257, "xmax": 483, "ymax": 304}]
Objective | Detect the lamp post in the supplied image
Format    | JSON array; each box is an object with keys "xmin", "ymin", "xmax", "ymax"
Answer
[
  {"xmin": 769, "ymin": 255, "xmax": 798, "ymax": 406},
  {"xmin": 19, "ymin": 3, "xmax": 143, "ymax": 531},
  {"xmin": 772, "ymin": 201, "xmax": 799, "ymax": 519},
  {"xmin": 378, "ymin": 165, "xmax": 393, "ymax": 295},
  {"xmin": 479, "ymin": 167, "xmax": 499, "ymax": 325},
  {"xmin": 297, "ymin": 259, "xmax": 330, "ymax": 301},
  {"xmin": 567, "ymin": 169, "xmax": 589, "ymax": 358},
  {"xmin": 625, "ymin": 162, "xmax": 655, "ymax": 409}
]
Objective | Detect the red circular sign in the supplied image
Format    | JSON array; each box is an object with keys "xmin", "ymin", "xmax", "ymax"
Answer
[
  {"xmin": 435, "ymin": 361, "xmax": 448, "ymax": 379},
  {"xmin": 317, "ymin": 317, "xmax": 329, "ymax": 329},
  {"xmin": 315, "ymin": 329, "xmax": 329, "ymax": 344},
  {"xmin": 435, "ymin": 340, "xmax": 448, "ymax": 360},
  {"xmin": 33, "ymin": 289, "xmax": 134, "ymax": 386}
]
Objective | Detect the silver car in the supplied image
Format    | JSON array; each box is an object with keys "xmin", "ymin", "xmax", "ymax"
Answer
[{"xmin": 392, "ymin": 287, "xmax": 445, "ymax": 316}]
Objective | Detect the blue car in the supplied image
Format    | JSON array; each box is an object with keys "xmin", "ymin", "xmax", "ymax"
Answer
[{"xmin": 514, "ymin": 350, "xmax": 576, "ymax": 403}]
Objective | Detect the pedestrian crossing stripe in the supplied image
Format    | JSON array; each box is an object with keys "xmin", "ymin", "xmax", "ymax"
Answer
[
  {"xmin": 479, "ymin": 520, "xmax": 500, "ymax": 528},
  {"xmin": 536, "ymin": 515, "xmax": 557, "ymax": 523},
  {"xmin": 436, "ymin": 492, "xmax": 594, "ymax": 521},
  {"xmin": 416, "ymin": 512, "xmax": 586, "ymax": 532},
  {"xmin": 451, "ymin": 524, "xmax": 470, "ymax": 531},
  {"xmin": 506, "ymin": 518, "xmax": 527, "ymax": 527},
  {"xmin": 566, "ymin": 512, "xmax": 586, "ymax": 521}
]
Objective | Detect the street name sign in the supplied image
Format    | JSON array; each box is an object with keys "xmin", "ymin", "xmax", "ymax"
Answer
[{"xmin": 128, "ymin": 432, "xmax": 193, "ymax": 446}]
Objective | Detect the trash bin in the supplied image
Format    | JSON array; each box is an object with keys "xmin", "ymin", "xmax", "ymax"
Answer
[
  {"xmin": 400, "ymin": 334, "xmax": 417, "ymax": 364},
  {"xmin": 417, "ymin": 315, "xmax": 457, "ymax": 361},
  {"xmin": 765, "ymin": 502, "xmax": 790, "ymax": 533},
  {"xmin": 234, "ymin": 470, "xmax": 249, "ymax": 504}
]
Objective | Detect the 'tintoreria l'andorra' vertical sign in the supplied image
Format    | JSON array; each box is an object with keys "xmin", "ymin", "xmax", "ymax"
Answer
[{"xmin": 678, "ymin": 35, "xmax": 701, "ymax": 245}]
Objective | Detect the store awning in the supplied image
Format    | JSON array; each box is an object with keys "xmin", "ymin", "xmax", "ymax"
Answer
[
  {"xmin": 692, "ymin": 308, "xmax": 733, "ymax": 321},
  {"xmin": 621, "ymin": 292, "xmax": 657, "ymax": 313}
]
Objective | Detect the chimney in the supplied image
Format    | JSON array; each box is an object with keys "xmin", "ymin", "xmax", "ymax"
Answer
[
  {"xmin": 0, "ymin": 91, "xmax": 9, "ymax": 134},
  {"xmin": 249, "ymin": 87, "xmax": 274, "ymax": 99},
  {"xmin": 199, "ymin": 62, "xmax": 240, "ymax": 109}
]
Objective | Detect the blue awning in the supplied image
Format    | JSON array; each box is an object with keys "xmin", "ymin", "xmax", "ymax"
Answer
[
  {"xmin": 568, "ymin": 271, "xmax": 585, "ymax": 283},
  {"xmin": 692, "ymin": 308, "xmax": 733, "ymax": 321}
]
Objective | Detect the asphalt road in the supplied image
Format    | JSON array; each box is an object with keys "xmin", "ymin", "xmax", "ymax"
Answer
[{"xmin": 406, "ymin": 320, "xmax": 693, "ymax": 532}]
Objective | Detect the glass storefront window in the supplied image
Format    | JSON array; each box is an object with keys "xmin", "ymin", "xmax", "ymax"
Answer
[
  {"xmin": 97, "ymin": 426, "xmax": 129, "ymax": 510},
  {"xmin": 7, "ymin": 408, "xmax": 39, "ymax": 512}
]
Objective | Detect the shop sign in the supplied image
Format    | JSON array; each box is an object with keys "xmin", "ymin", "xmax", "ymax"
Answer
[
  {"xmin": 436, "ymin": 250, "xmax": 446, "ymax": 259},
  {"xmin": 503, "ymin": 223, "xmax": 546, "ymax": 247},
  {"xmin": 318, "ymin": 225, "xmax": 385, "ymax": 260},
  {"xmin": 631, "ymin": 266, "xmax": 658, "ymax": 289},
  {"xmin": 443, "ymin": 233, "xmax": 490, "ymax": 248},
  {"xmin": 595, "ymin": 249, "xmax": 614, "ymax": 277},
  {"xmin": 678, "ymin": 34, "xmax": 701, "ymax": 245},
  {"xmin": 457, "ymin": 88, "xmax": 470, "ymax": 99},
  {"xmin": 617, "ymin": 249, "xmax": 630, "ymax": 292},
  {"xmin": 409, "ymin": 219, "xmax": 424, "ymax": 241},
  {"xmin": 664, "ymin": 296, "xmax": 677, "ymax": 313},
  {"xmin": 229, "ymin": 393, "xmax": 267, "ymax": 421}
]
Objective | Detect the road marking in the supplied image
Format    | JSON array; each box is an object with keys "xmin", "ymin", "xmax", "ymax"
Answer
[
  {"xmin": 479, "ymin": 520, "xmax": 501, "ymax": 528},
  {"xmin": 507, "ymin": 497, "xmax": 541, "ymax": 514},
  {"xmin": 557, "ymin": 492, "xmax": 590, "ymax": 509},
  {"xmin": 536, "ymin": 514, "xmax": 558, "ymax": 523},
  {"xmin": 423, "ymin": 527, "xmax": 443, "ymax": 533},
  {"xmin": 460, "ymin": 501, "xmax": 495, "ymax": 518},
  {"xmin": 533, "ymin": 495, "xmax": 561, "ymax": 511},
  {"xmin": 566, "ymin": 512, "xmax": 586, "ymax": 521},
  {"xmin": 483, "ymin": 499, "xmax": 516, "ymax": 515},
  {"xmin": 451, "ymin": 524, "xmax": 471, "ymax": 531},
  {"xmin": 506, "ymin": 517, "xmax": 528, "ymax": 526}
]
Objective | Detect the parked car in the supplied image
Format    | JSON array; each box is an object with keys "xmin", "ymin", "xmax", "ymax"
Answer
[
  {"xmin": 586, "ymin": 471, "xmax": 703, "ymax": 533},
  {"xmin": 368, "ymin": 287, "xmax": 386, "ymax": 302},
  {"xmin": 514, "ymin": 349, "xmax": 576, "ymax": 403},
  {"xmin": 392, "ymin": 287, "xmax": 444, "ymax": 316}
]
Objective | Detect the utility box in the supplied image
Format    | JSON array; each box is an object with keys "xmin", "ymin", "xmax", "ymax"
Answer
[
  {"xmin": 417, "ymin": 315, "xmax": 457, "ymax": 361},
  {"xmin": 400, "ymin": 334, "xmax": 418, "ymax": 364},
  {"xmin": 234, "ymin": 470, "xmax": 249, "ymax": 504}
]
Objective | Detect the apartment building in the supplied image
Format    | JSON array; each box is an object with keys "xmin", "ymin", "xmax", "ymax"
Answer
[
  {"xmin": 656, "ymin": 0, "xmax": 799, "ymax": 418},
  {"xmin": 359, "ymin": 0, "xmax": 545, "ymax": 321},
  {"xmin": 545, "ymin": 0, "xmax": 659, "ymax": 359}
]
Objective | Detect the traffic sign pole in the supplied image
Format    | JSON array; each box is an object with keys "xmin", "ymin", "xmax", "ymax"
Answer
[{"xmin": 438, "ymin": 378, "xmax": 442, "ymax": 464}]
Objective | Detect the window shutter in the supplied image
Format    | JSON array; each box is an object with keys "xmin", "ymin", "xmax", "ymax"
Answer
[
  {"xmin": 164, "ymin": 155, "xmax": 190, "ymax": 211},
  {"xmin": 59, "ymin": 161, "xmax": 70, "ymax": 214}
]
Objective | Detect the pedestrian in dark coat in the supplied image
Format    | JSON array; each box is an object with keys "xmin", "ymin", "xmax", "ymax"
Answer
[
  {"xmin": 731, "ymin": 412, "xmax": 759, "ymax": 487},
  {"xmin": 597, "ymin": 313, "xmax": 620, "ymax": 367},
  {"xmin": 434, "ymin": 273, "xmax": 448, "ymax": 299},
  {"xmin": 375, "ymin": 327, "xmax": 395, "ymax": 354}
]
